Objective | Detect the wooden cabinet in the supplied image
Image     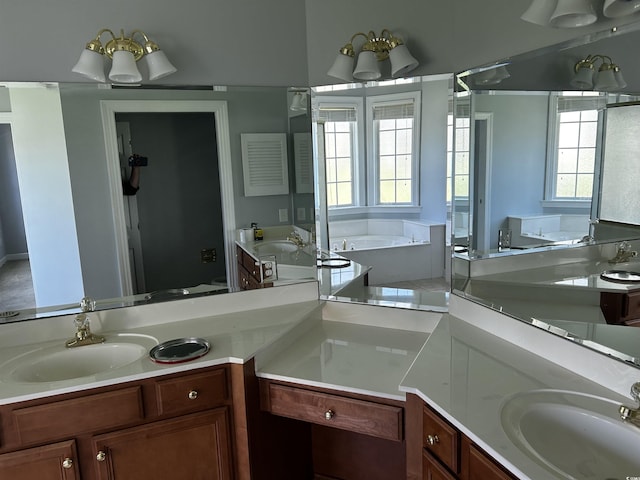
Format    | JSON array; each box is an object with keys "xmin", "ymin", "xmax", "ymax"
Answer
[
  {"xmin": 259, "ymin": 378, "xmax": 406, "ymax": 480},
  {"xmin": 0, "ymin": 440, "xmax": 80, "ymax": 480},
  {"xmin": 92, "ymin": 409, "xmax": 232, "ymax": 480},
  {"xmin": 407, "ymin": 394, "xmax": 517, "ymax": 480},
  {"xmin": 601, "ymin": 290, "xmax": 640, "ymax": 324},
  {"xmin": 0, "ymin": 365, "xmax": 233, "ymax": 480},
  {"xmin": 236, "ymin": 245, "xmax": 273, "ymax": 290}
]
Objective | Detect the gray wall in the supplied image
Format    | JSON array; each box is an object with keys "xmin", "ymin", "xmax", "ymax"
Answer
[
  {"xmin": 60, "ymin": 85, "xmax": 293, "ymax": 299},
  {"xmin": 0, "ymin": 1, "xmax": 637, "ymax": 87},
  {"xmin": 0, "ymin": 124, "xmax": 27, "ymax": 259}
]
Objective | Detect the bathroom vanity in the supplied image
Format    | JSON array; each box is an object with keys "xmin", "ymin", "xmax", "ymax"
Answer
[{"xmin": 0, "ymin": 283, "xmax": 638, "ymax": 480}]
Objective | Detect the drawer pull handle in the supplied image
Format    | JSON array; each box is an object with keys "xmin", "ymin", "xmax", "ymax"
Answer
[
  {"xmin": 325, "ymin": 409, "xmax": 335, "ymax": 420},
  {"xmin": 62, "ymin": 458, "xmax": 73, "ymax": 469},
  {"xmin": 426, "ymin": 434, "xmax": 440, "ymax": 446},
  {"xmin": 188, "ymin": 390, "xmax": 199, "ymax": 400},
  {"xmin": 96, "ymin": 451, "xmax": 106, "ymax": 462}
]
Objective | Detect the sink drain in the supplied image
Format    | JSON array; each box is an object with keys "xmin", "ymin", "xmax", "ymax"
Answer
[{"xmin": 0, "ymin": 311, "xmax": 20, "ymax": 319}]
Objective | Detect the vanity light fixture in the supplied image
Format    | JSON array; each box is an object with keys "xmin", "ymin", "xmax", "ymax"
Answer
[
  {"xmin": 603, "ymin": 0, "xmax": 640, "ymax": 17},
  {"xmin": 571, "ymin": 54, "xmax": 627, "ymax": 91},
  {"xmin": 520, "ymin": 0, "xmax": 597, "ymax": 27},
  {"xmin": 327, "ymin": 29, "xmax": 419, "ymax": 82},
  {"xmin": 72, "ymin": 28, "xmax": 177, "ymax": 83}
]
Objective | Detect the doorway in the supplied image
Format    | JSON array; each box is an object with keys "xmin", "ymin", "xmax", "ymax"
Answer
[
  {"xmin": 101, "ymin": 100, "xmax": 236, "ymax": 297},
  {"xmin": 115, "ymin": 112, "xmax": 225, "ymax": 294}
]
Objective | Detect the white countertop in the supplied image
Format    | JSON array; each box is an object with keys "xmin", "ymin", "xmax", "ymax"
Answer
[
  {"xmin": 256, "ymin": 319, "xmax": 430, "ymax": 401},
  {"xmin": 399, "ymin": 313, "xmax": 631, "ymax": 480},
  {"xmin": 0, "ymin": 285, "xmax": 322, "ymax": 405}
]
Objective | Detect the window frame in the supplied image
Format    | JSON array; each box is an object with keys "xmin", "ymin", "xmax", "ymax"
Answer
[
  {"xmin": 366, "ymin": 91, "xmax": 421, "ymax": 207},
  {"xmin": 316, "ymin": 96, "xmax": 365, "ymax": 210},
  {"xmin": 543, "ymin": 92, "xmax": 603, "ymax": 209}
]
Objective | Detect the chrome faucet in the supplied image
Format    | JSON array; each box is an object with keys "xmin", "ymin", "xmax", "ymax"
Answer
[
  {"xmin": 608, "ymin": 241, "xmax": 638, "ymax": 264},
  {"xmin": 619, "ymin": 382, "xmax": 640, "ymax": 428},
  {"xmin": 65, "ymin": 297, "xmax": 105, "ymax": 348},
  {"xmin": 287, "ymin": 230, "xmax": 306, "ymax": 247}
]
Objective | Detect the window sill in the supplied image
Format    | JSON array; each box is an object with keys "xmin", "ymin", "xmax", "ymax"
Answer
[
  {"xmin": 540, "ymin": 200, "xmax": 591, "ymax": 209},
  {"xmin": 328, "ymin": 205, "xmax": 422, "ymax": 217}
]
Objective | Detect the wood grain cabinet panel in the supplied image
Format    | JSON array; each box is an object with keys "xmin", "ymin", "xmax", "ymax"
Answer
[
  {"xmin": 422, "ymin": 405, "xmax": 460, "ymax": 474},
  {"xmin": 266, "ymin": 383, "xmax": 403, "ymax": 441},
  {"xmin": 92, "ymin": 409, "xmax": 233, "ymax": 480},
  {"xmin": 0, "ymin": 439, "xmax": 80, "ymax": 480},
  {"xmin": 461, "ymin": 437, "xmax": 516, "ymax": 480},
  {"xmin": 423, "ymin": 449, "xmax": 456, "ymax": 480},
  {"xmin": 156, "ymin": 368, "xmax": 228, "ymax": 416},
  {"xmin": 12, "ymin": 387, "xmax": 143, "ymax": 445}
]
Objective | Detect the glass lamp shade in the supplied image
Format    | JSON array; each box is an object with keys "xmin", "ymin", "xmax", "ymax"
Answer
[
  {"xmin": 594, "ymin": 68, "xmax": 619, "ymax": 91},
  {"xmin": 327, "ymin": 53, "xmax": 355, "ymax": 81},
  {"xmin": 389, "ymin": 44, "xmax": 419, "ymax": 78},
  {"xmin": 289, "ymin": 92, "xmax": 308, "ymax": 112},
  {"xmin": 570, "ymin": 66, "xmax": 594, "ymax": 89},
  {"xmin": 144, "ymin": 50, "xmax": 177, "ymax": 81},
  {"xmin": 72, "ymin": 49, "xmax": 106, "ymax": 82},
  {"xmin": 520, "ymin": 0, "xmax": 558, "ymax": 25},
  {"xmin": 615, "ymin": 69, "xmax": 627, "ymax": 89},
  {"xmin": 109, "ymin": 50, "xmax": 142, "ymax": 83},
  {"xmin": 603, "ymin": 0, "xmax": 640, "ymax": 17},
  {"xmin": 549, "ymin": 0, "xmax": 597, "ymax": 27},
  {"xmin": 353, "ymin": 51, "xmax": 381, "ymax": 81}
]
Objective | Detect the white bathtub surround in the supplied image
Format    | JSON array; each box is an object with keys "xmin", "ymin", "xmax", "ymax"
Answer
[
  {"xmin": 508, "ymin": 214, "xmax": 590, "ymax": 247},
  {"xmin": 328, "ymin": 219, "xmax": 446, "ymax": 284}
]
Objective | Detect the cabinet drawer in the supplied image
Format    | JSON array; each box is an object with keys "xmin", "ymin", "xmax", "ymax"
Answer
[
  {"xmin": 266, "ymin": 383, "xmax": 402, "ymax": 441},
  {"xmin": 423, "ymin": 405, "xmax": 459, "ymax": 473},
  {"xmin": 13, "ymin": 387, "xmax": 143, "ymax": 445},
  {"xmin": 423, "ymin": 449, "xmax": 456, "ymax": 480},
  {"xmin": 156, "ymin": 368, "xmax": 228, "ymax": 416}
]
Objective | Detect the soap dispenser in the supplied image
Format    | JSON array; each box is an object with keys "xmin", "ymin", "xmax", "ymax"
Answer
[{"xmin": 252, "ymin": 222, "xmax": 264, "ymax": 241}]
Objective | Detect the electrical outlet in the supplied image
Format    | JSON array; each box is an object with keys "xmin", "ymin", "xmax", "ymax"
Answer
[
  {"xmin": 278, "ymin": 208, "xmax": 288, "ymax": 222},
  {"xmin": 297, "ymin": 207, "xmax": 306, "ymax": 221},
  {"xmin": 201, "ymin": 248, "xmax": 216, "ymax": 263}
]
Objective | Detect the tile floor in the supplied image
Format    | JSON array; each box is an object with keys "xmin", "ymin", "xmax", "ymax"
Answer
[{"xmin": 0, "ymin": 259, "xmax": 35, "ymax": 312}]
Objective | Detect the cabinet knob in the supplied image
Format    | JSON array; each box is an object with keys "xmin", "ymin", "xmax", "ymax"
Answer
[
  {"xmin": 188, "ymin": 390, "xmax": 199, "ymax": 400},
  {"xmin": 96, "ymin": 451, "xmax": 107, "ymax": 462},
  {"xmin": 325, "ymin": 409, "xmax": 335, "ymax": 420},
  {"xmin": 426, "ymin": 434, "xmax": 440, "ymax": 446},
  {"xmin": 62, "ymin": 458, "xmax": 73, "ymax": 469}
]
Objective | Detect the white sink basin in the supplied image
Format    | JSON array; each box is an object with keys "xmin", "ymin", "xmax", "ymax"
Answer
[
  {"xmin": 500, "ymin": 389, "xmax": 640, "ymax": 479},
  {"xmin": 1, "ymin": 334, "xmax": 157, "ymax": 383},
  {"xmin": 253, "ymin": 240, "xmax": 299, "ymax": 255}
]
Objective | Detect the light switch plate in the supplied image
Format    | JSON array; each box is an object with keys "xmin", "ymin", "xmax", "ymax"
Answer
[
  {"xmin": 278, "ymin": 208, "xmax": 288, "ymax": 222},
  {"xmin": 297, "ymin": 207, "xmax": 306, "ymax": 221}
]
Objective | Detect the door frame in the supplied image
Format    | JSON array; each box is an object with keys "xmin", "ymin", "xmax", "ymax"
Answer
[{"xmin": 100, "ymin": 100, "xmax": 235, "ymax": 296}]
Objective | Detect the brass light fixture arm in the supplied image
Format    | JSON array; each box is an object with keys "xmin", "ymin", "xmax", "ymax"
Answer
[
  {"xmin": 338, "ymin": 29, "xmax": 405, "ymax": 62},
  {"xmin": 574, "ymin": 54, "xmax": 617, "ymax": 73}
]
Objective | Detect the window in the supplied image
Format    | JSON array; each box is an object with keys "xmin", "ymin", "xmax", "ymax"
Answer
[
  {"xmin": 547, "ymin": 92, "xmax": 604, "ymax": 202},
  {"xmin": 318, "ymin": 92, "xmax": 420, "ymax": 211},
  {"xmin": 368, "ymin": 94, "xmax": 419, "ymax": 205},
  {"xmin": 447, "ymin": 101, "xmax": 471, "ymax": 203},
  {"xmin": 317, "ymin": 100, "xmax": 363, "ymax": 208}
]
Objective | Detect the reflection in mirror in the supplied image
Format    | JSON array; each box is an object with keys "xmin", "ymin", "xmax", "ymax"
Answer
[
  {"xmin": 0, "ymin": 82, "xmax": 314, "ymax": 323},
  {"xmin": 451, "ymin": 22, "xmax": 640, "ymax": 369},
  {"xmin": 311, "ymin": 75, "xmax": 452, "ymax": 312}
]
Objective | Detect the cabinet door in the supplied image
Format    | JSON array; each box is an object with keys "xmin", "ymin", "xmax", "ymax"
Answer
[
  {"xmin": 423, "ymin": 450, "xmax": 456, "ymax": 480},
  {"xmin": 0, "ymin": 440, "xmax": 79, "ymax": 480},
  {"xmin": 462, "ymin": 437, "xmax": 515, "ymax": 480},
  {"xmin": 92, "ymin": 408, "xmax": 233, "ymax": 480}
]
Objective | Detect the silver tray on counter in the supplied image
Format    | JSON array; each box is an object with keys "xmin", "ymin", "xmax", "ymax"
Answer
[
  {"xmin": 149, "ymin": 337, "xmax": 211, "ymax": 364},
  {"xmin": 600, "ymin": 270, "xmax": 640, "ymax": 283}
]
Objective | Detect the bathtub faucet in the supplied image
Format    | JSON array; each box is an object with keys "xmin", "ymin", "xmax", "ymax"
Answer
[
  {"xmin": 287, "ymin": 231, "xmax": 306, "ymax": 248},
  {"xmin": 608, "ymin": 241, "xmax": 638, "ymax": 264}
]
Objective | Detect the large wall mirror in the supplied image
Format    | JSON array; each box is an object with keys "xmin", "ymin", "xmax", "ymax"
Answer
[
  {"xmin": 0, "ymin": 82, "xmax": 314, "ymax": 323},
  {"xmin": 452, "ymin": 21, "xmax": 640, "ymax": 368},
  {"xmin": 310, "ymin": 75, "xmax": 452, "ymax": 312}
]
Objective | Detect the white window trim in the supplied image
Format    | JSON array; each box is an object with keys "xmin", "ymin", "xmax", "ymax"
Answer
[
  {"xmin": 366, "ymin": 91, "xmax": 421, "ymax": 207},
  {"xmin": 315, "ymin": 96, "xmax": 365, "ymax": 208},
  {"xmin": 544, "ymin": 93, "xmax": 602, "ymax": 204}
]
